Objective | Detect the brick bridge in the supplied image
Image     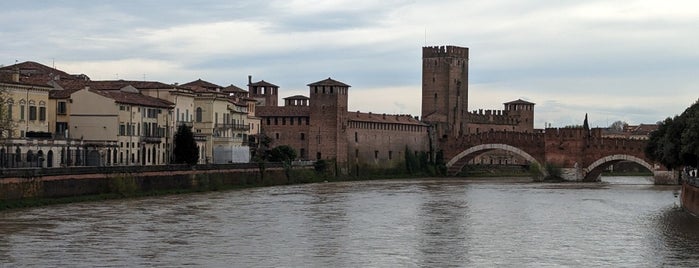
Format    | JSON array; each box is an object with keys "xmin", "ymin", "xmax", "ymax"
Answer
[{"xmin": 442, "ymin": 128, "xmax": 676, "ymax": 184}]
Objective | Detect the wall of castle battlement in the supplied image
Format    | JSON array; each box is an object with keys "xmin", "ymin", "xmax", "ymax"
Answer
[
  {"xmin": 422, "ymin": 46, "xmax": 469, "ymax": 58},
  {"xmin": 454, "ymin": 131, "xmax": 545, "ymax": 144},
  {"xmin": 543, "ymin": 128, "xmax": 607, "ymax": 139},
  {"xmin": 466, "ymin": 110, "xmax": 517, "ymax": 125}
]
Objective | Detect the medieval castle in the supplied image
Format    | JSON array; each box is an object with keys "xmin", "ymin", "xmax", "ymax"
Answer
[{"xmin": 254, "ymin": 45, "xmax": 534, "ymax": 174}]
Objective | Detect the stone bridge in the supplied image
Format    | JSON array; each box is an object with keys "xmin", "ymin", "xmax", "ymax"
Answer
[{"xmin": 442, "ymin": 128, "xmax": 675, "ymax": 184}]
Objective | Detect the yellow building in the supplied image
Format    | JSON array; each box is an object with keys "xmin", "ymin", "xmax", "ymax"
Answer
[
  {"xmin": 0, "ymin": 64, "xmax": 83, "ymax": 168},
  {"xmin": 70, "ymin": 86, "xmax": 174, "ymax": 165},
  {"xmin": 182, "ymin": 79, "xmax": 243, "ymax": 164}
]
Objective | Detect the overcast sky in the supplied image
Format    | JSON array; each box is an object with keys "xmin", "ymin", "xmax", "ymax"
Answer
[{"xmin": 2, "ymin": 1, "xmax": 697, "ymax": 128}]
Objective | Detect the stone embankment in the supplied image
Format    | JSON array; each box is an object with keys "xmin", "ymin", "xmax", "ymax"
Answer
[
  {"xmin": 0, "ymin": 163, "xmax": 309, "ymax": 201},
  {"xmin": 681, "ymin": 178, "xmax": 699, "ymax": 217}
]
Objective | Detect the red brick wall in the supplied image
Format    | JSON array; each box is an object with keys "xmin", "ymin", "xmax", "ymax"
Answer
[{"xmin": 421, "ymin": 46, "xmax": 469, "ymax": 139}]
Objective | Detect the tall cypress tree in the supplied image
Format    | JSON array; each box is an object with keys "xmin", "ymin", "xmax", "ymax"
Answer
[{"xmin": 173, "ymin": 124, "xmax": 199, "ymax": 165}]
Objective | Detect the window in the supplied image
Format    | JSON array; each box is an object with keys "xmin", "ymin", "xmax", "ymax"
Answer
[
  {"xmin": 57, "ymin": 101, "xmax": 67, "ymax": 115},
  {"xmin": 275, "ymin": 133, "xmax": 279, "ymax": 139},
  {"xmin": 196, "ymin": 107, "xmax": 202, "ymax": 122},
  {"xmin": 374, "ymin": 150, "xmax": 379, "ymax": 159},
  {"xmin": 20, "ymin": 104, "xmax": 25, "ymax": 120},
  {"xmin": 389, "ymin": 151, "xmax": 393, "ymax": 160},
  {"xmin": 29, "ymin": 106, "xmax": 37, "ymax": 120},
  {"xmin": 354, "ymin": 132, "xmax": 358, "ymax": 142},
  {"xmin": 300, "ymin": 133, "xmax": 305, "ymax": 140},
  {"xmin": 39, "ymin": 106, "xmax": 46, "ymax": 121}
]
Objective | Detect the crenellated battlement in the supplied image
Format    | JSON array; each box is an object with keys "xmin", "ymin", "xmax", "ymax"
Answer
[
  {"xmin": 423, "ymin": 45, "xmax": 469, "ymax": 58},
  {"xmin": 466, "ymin": 109, "xmax": 516, "ymax": 125}
]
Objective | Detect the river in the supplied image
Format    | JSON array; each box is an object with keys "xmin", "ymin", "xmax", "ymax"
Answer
[{"xmin": 1, "ymin": 176, "xmax": 698, "ymax": 267}]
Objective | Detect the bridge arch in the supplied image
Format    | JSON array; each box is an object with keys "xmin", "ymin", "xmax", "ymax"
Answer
[
  {"xmin": 446, "ymin": 144, "xmax": 544, "ymax": 176},
  {"xmin": 584, "ymin": 154, "xmax": 654, "ymax": 181}
]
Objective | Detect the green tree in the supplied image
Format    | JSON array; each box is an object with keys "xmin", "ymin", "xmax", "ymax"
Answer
[
  {"xmin": 269, "ymin": 145, "xmax": 297, "ymax": 182},
  {"xmin": 681, "ymin": 102, "xmax": 699, "ymax": 168},
  {"xmin": 269, "ymin": 145, "xmax": 297, "ymax": 163},
  {"xmin": 646, "ymin": 100, "xmax": 699, "ymax": 169},
  {"xmin": 173, "ymin": 124, "xmax": 199, "ymax": 165}
]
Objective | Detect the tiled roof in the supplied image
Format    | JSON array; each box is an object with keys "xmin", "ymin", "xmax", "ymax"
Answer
[
  {"xmin": 90, "ymin": 89, "xmax": 174, "ymax": 108},
  {"xmin": 49, "ymin": 80, "xmax": 181, "ymax": 99},
  {"xmin": 226, "ymin": 96, "xmax": 248, "ymax": 107},
  {"xmin": 307, "ymin": 77, "xmax": 350, "ymax": 87},
  {"xmin": 0, "ymin": 61, "xmax": 87, "ymax": 84},
  {"xmin": 349, "ymin": 111, "xmax": 425, "ymax": 125},
  {"xmin": 504, "ymin": 99, "xmax": 535, "ymax": 105},
  {"xmin": 284, "ymin": 95, "xmax": 309, "ymax": 100},
  {"xmin": 626, "ymin": 124, "xmax": 658, "ymax": 135},
  {"xmin": 181, "ymin": 79, "xmax": 222, "ymax": 92},
  {"xmin": 222, "ymin": 84, "xmax": 247, "ymax": 93},
  {"xmin": 0, "ymin": 75, "xmax": 54, "ymax": 88},
  {"xmin": 248, "ymin": 80, "xmax": 279, "ymax": 88}
]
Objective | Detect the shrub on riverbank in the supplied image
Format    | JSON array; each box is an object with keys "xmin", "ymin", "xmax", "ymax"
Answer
[{"xmin": 108, "ymin": 174, "xmax": 138, "ymax": 197}]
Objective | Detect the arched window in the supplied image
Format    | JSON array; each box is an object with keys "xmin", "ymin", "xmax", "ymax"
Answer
[
  {"xmin": 196, "ymin": 107, "xmax": 203, "ymax": 122},
  {"xmin": 19, "ymin": 99, "xmax": 26, "ymax": 120},
  {"xmin": 39, "ymin": 101, "xmax": 46, "ymax": 121},
  {"xmin": 28, "ymin": 100, "xmax": 37, "ymax": 121},
  {"xmin": 6, "ymin": 98, "xmax": 13, "ymax": 120}
]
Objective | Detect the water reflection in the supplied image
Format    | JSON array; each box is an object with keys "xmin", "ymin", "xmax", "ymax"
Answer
[
  {"xmin": 416, "ymin": 182, "xmax": 471, "ymax": 267},
  {"xmin": 650, "ymin": 208, "xmax": 699, "ymax": 266},
  {"xmin": 1, "ymin": 178, "xmax": 696, "ymax": 267},
  {"xmin": 304, "ymin": 183, "xmax": 350, "ymax": 266}
]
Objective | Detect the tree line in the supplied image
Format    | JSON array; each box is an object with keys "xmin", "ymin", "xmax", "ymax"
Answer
[{"xmin": 645, "ymin": 100, "xmax": 699, "ymax": 170}]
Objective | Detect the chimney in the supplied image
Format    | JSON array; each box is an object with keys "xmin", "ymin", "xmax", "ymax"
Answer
[
  {"xmin": 248, "ymin": 75, "xmax": 252, "ymax": 85},
  {"xmin": 12, "ymin": 66, "xmax": 19, "ymax": 82}
]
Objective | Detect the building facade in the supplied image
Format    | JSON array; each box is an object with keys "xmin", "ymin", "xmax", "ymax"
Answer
[{"xmin": 256, "ymin": 78, "xmax": 430, "ymax": 175}]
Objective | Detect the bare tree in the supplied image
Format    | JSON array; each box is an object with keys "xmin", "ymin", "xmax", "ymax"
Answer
[
  {"xmin": 609, "ymin": 120, "xmax": 628, "ymax": 133},
  {"xmin": 0, "ymin": 85, "xmax": 15, "ymax": 139}
]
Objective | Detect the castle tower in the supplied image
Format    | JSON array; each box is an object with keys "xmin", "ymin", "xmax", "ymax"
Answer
[
  {"xmin": 308, "ymin": 78, "xmax": 349, "ymax": 171},
  {"xmin": 247, "ymin": 75, "xmax": 279, "ymax": 107},
  {"xmin": 504, "ymin": 99, "xmax": 535, "ymax": 132},
  {"xmin": 421, "ymin": 45, "xmax": 469, "ymax": 140}
]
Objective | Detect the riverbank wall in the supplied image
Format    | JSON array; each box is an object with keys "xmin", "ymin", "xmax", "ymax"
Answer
[
  {"xmin": 681, "ymin": 178, "xmax": 699, "ymax": 217},
  {"xmin": 0, "ymin": 163, "xmax": 316, "ymax": 202}
]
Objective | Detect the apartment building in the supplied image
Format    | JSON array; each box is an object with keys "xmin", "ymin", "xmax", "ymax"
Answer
[{"xmin": 69, "ymin": 86, "xmax": 174, "ymax": 166}]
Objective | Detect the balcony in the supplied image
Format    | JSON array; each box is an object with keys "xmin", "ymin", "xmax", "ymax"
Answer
[
  {"xmin": 140, "ymin": 136, "xmax": 163, "ymax": 143},
  {"xmin": 215, "ymin": 123, "xmax": 250, "ymax": 131},
  {"xmin": 176, "ymin": 121, "xmax": 193, "ymax": 128}
]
